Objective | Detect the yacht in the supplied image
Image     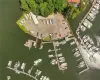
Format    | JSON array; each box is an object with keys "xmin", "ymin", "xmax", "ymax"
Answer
[
  {"xmin": 51, "ymin": 59, "xmax": 57, "ymax": 65},
  {"xmin": 74, "ymin": 51, "xmax": 80, "ymax": 57},
  {"xmin": 48, "ymin": 54, "xmax": 54, "ymax": 58},
  {"xmin": 34, "ymin": 59, "xmax": 42, "ymax": 66},
  {"xmin": 59, "ymin": 63, "xmax": 67, "ymax": 70},
  {"xmin": 21, "ymin": 63, "xmax": 26, "ymax": 71},
  {"xmin": 77, "ymin": 61, "xmax": 85, "ymax": 68},
  {"xmin": 59, "ymin": 57, "xmax": 65, "ymax": 63},
  {"xmin": 57, "ymin": 53, "xmax": 63, "ymax": 57}
]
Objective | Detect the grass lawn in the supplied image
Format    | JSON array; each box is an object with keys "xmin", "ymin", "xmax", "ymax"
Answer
[
  {"xmin": 16, "ymin": 13, "xmax": 29, "ymax": 33},
  {"xmin": 80, "ymin": 0, "xmax": 89, "ymax": 11}
]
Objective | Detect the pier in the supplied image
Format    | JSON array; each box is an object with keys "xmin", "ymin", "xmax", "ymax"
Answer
[
  {"xmin": 7, "ymin": 67, "xmax": 38, "ymax": 80},
  {"xmin": 7, "ymin": 60, "xmax": 50, "ymax": 80},
  {"xmin": 79, "ymin": 0, "xmax": 98, "ymax": 25},
  {"xmin": 52, "ymin": 42, "xmax": 61, "ymax": 70}
]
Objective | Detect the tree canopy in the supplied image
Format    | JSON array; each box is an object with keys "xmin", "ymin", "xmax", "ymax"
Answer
[
  {"xmin": 20, "ymin": 0, "xmax": 66, "ymax": 16},
  {"xmin": 20, "ymin": 0, "xmax": 87, "ymax": 19}
]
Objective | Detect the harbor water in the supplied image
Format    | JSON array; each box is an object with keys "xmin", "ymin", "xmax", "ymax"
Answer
[{"xmin": 0, "ymin": 0, "xmax": 100, "ymax": 80}]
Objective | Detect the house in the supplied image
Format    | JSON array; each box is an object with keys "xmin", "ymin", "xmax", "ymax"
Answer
[{"xmin": 68, "ymin": 0, "xmax": 80, "ymax": 5}]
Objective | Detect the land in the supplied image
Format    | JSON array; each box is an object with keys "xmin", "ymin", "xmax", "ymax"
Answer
[
  {"xmin": 17, "ymin": 0, "xmax": 89, "ymax": 41},
  {"xmin": 16, "ymin": 0, "xmax": 100, "ymax": 77}
]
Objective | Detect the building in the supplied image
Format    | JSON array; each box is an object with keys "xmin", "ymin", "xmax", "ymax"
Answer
[{"xmin": 68, "ymin": 0, "xmax": 80, "ymax": 5}]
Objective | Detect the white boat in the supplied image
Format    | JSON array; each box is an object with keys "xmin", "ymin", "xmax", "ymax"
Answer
[
  {"xmin": 34, "ymin": 59, "xmax": 42, "ymax": 66},
  {"xmin": 8, "ymin": 61, "xmax": 12, "ymax": 67},
  {"xmin": 74, "ymin": 51, "xmax": 80, "ymax": 57},
  {"xmin": 21, "ymin": 63, "xmax": 26, "ymax": 71},
  {"xmin": 77, "ymin": 61, "xmax": 85, "ymax": 68},
  {"xmin": 59, "ymin": 63, "xmax": 67, "ymax": 70},
  {"xmin": 80, "ymin": 25, "xmax": 86, "ymax": 32},
  {"xmin": 59, "ymin": 57, "xmax": 65, "ymax": 62},
  {"xmin": 39, "ymin": 44, "xmax": 43, "ymax": 49},
  {"xmin": 48, "ymin": 49, "xmax": 52, "ymax": 52},
  {"xmin": 48, "ymin": 54, "xmax": 54, "ymax": 58},
  {"xmin": 70, "ymin": 41, "xmax": 75, "ymax": 45},
  {"xmin": 7, "ymin": 76, "xmax": 11, "ymax": 80},
  {"xmin": 43, "ymin": 76, "xmax": 47, "ymax": 80},
  {"xmin": 46, "ymin": 77, "xmax": 50, "ymax": 80},
  {"xmin": 40, "ymin": 76, "xmax": 44, "ymax": 80},
  {"xmin": 57, "ymin": 53, "xmax": 63, "ymax": 57},
  {"xmin": 51, "ymin": 59, "xmax": 57, "ymax": 65}
]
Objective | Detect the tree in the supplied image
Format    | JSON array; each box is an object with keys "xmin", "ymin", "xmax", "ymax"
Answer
[
  {"xmin": 26, "ymin": 0, "xmax": 39, "ymax": 14},
  {"xmin": 35, "ymin": 0, "xmax": 43, "ymax": 4},
  {"xmin": 20, "ymin": 0, "xmax": 30, "ymax": 12}
]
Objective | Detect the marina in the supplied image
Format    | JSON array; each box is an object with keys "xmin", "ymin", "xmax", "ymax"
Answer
[{"xmin": 1, "ymin": 0, "xmax": 100, "ymax": 80}]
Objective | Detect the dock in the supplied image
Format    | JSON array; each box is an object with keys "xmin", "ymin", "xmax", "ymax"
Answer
[
  {"xmin": 52, "ymin": 42, "xmax": 67, "ymax": 71},
  {"xmin": 53, "ymin": 42, "xmax": 61, "ymax": 70},
  {"xmin": 7, "ymin": 67, "xmax": 38, "ymax": 80}
]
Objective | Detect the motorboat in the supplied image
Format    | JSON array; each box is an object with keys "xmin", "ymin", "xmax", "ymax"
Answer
[
  {"xmin": 7, "ymin": 61, "xmax": 12, "ymax": 67},
  {"xmin": 21, "ymin": 63, "xmax": 26, "ymax": 71},
  {"xmin": 34, "ymin": 59, "xmax": 42, "ymax": 66},
  {"xmin": 51, "ymin": 59, "xmax": 58, "ymax": 65}
]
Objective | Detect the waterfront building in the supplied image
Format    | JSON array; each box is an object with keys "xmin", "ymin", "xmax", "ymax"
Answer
[{"xmin": 68, "ymin": 0, "xmax": 80, "ymax": 5}]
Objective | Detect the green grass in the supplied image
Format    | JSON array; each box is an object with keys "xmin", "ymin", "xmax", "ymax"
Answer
[
  {"xmin": 80, "ymin": 0, "xmax": 89, "ymax": 11},
  {"xmin": 43, "ymin": 36, "xmax": 51, "ymax": 41},
  {"xmin": 16, "ymin": 13, "xmax": 29, "ymax": 33}
]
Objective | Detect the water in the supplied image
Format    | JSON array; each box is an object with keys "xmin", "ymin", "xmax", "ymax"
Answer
[{"xmin": 0, "ymin": 0, "xmax": 100, "ymax": 80}]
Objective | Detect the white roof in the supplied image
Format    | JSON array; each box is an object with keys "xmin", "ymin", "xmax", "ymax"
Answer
[{"xmin": 30, "ymin": 12, "xmax": 39, "ymax": 24}]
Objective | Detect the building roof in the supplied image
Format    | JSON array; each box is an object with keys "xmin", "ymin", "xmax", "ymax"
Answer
[{"xmin": 68, "ymin": 0, "xmax": 80, "ymax": 4}]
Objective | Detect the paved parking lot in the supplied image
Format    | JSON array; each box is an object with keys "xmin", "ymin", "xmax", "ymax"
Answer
[{"xmin": 23, "ymin": 13, "xmax": 72, "ymax": 40}]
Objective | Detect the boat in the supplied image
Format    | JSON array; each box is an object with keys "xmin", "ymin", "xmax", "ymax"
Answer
[
  {"xmin": 28, "ymin": 69, "xmax": 32, "ymax": 74},
  {"xmin": 74, "ymin": 51, "xmax": 80, "ymax": 57},
  {"xmin": 34, "ymin": 59, "xmax": 42, "ymax": 66},
  {"xmin": 7, "ymin": 61, "xmax": 12, "ymax": 67},
  {"xmin": 14, "ymin": 61, "xmax": 20, "ymax": 69},
  {"xmin": 21, "ymin": 63, "xmax": 26, "ymax": 71},
  {"xmin": 87, "ymin": 14, "xmax": 94, "ymax": 21},
  {"xmin": 48, "ymin": 54, "xmax": 54, "ymax": 58},
  {"xmin": 48, "ymin": 49, "xmax": 52, "ymax": 52},
  {"xmin": 43, "ymin": 76, "xmax": 47, "ymax": 80},
  {"xmin": 77, "ymin": 61, "xmax": 85, "ymax": 68},
  {"xmin": 80, "ymin": 25, "xmax": 86, "ymax": 32},
  {"xmin": 46, "ymin": 77, "xmax": 50, "ymax": 80},
  {"xmin": 39, "ymin": 44, "xmax": 43, "ymax": 49},
  {"xmin": 57, "ymin": 53, "xmax": 63, "ymax": 57},
  {"xmin": 88, "ymin": 13, "xmax": 96, "ymax": 21},
  {"xmin": 97, "ymin": 0, "xmax": 100, "ymax": 4},
  {"xmin": 51, "ymin": 59, "xmax": 58, "ymax": 65},
  {"xmin": 70, "ymin": 41, "xmax": 75, "ymax": 45},
  {"xmin": 93, "ymin": 3, "xmax": 100, "ymax": 10},
  {"xmin": 59, "ymin": 63, "xmax": 67, "ymax": 70},
  {"xmin": 7, "ymin": 76, "xmax": 11, "ymax": 80},
  {"xmin": 59, "ymin": 57, "xmax": 65, "ymax": 63},
  {"xmin": 37, "ymin": 70, "xmax": 42, "ymax": 76},
  {"xmin": 40, "ymin": 76, "xmax": 44, "ymax": 80},
  {"xmin": 83, "ymin": 19, "xmax": 92, "ymax": 29}
]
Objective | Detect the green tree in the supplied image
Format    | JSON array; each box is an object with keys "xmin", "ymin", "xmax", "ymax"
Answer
[
  {"xmin": 20, "ymin": 0, "xmax": 30, "ymax": 12},
  {"xmin": 26, "ymin": 0, "xmax": 39, "ymax": 15}
]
